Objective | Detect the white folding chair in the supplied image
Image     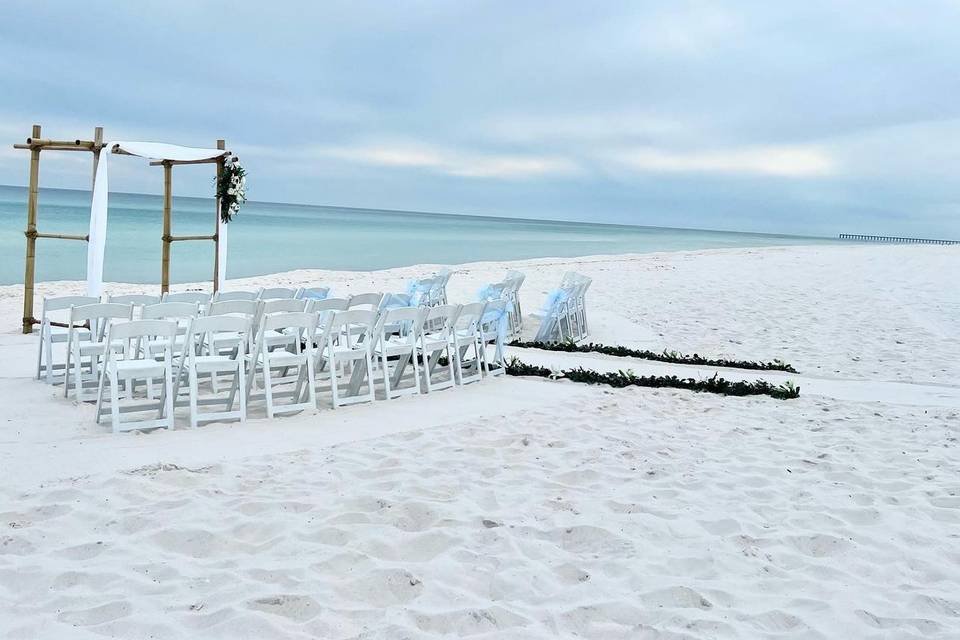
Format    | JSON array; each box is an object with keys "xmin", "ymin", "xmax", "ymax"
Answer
[
  {"xmin": 258, "ymin": 287, "xmax": 301, "ymax": 300},
  {"xmin": 256, "ymin": 298, "xmax": 308, "ymax": 353},
  {"xmin": 479, "ymin": 298, "xmax": 509, "ymax": 377},
  {"xmin": 35, "ymin": 295, "xmax": 99, "ymax": 384},
  {"xmin": 212, "ymin": 290, "xmax": 259, "ymax": 302},
  {"xmin": 418, "ymin": 304, "xmax": 460, "ymax": 393},
  {"xmin": 174, "ymin": 315, "xmax": 249, "ymax": 428},
  {"xmin": 324, "ymin": 309, "xmax": 377, "ymax": 407},
  {"xmin": 65, "ymin": 303, "xmax": 134, "ymax": 401},
  {"xmin": 504, "ymin": 270, "xmax": 526, "ymax": 337},
  {"xmin": 373, "ymin": 306, "xmax": 427, "ymax": 399},
  {"xmin": 206, "ymin": 299, "xmax": 259, "ymax": 391},
  {"xmin": 450, "ymin": 301, "xmax": 486, "ymax": 386},
  {"xmin": 247, "ymin": 311, "xmax": 318, "ymax": 417},
  {"xmin": 95, "ymin": 319, "xmax": 178, "ymax": 433}
]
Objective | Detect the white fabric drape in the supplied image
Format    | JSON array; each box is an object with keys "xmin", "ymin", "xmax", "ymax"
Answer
[
  {"xmin": 216, "ymin": 217, "xmax": 228, "ymax": 290},
  {"xmin": 87, "ymin": 141, "xmax": 229, "ymax": 297}
]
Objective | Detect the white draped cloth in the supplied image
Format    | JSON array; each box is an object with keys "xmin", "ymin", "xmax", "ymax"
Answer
[{"xmin": 87, "ymin": 141, "xmax": 229, "ymax": 297}]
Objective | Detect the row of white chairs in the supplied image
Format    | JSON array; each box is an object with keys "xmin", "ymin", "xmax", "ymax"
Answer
[
  {"xmin": 37, "ymin": 292, "xmax": 510, "ymax": 432},
  {"xmin": 532, "ymin": 272, "xmax": 592, "ymax": 343},
  {"xmin": 35, "ymin": 288, "xmax": 345, "ymax": 384}
]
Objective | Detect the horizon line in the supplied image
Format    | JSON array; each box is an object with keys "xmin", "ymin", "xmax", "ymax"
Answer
[{"xmin": 0, "ymin": 182, "xmax": 832, "ymax": 241}]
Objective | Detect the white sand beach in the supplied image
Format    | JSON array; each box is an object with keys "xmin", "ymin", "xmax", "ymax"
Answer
[{"xmin": 1, "ymin": 244, "xmax": 959, "ymax": 638}]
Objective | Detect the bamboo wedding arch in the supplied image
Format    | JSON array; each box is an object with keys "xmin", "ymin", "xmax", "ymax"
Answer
[{"xmin": 13, "ymin": 124, "xmax": 232, "ymax": 334}]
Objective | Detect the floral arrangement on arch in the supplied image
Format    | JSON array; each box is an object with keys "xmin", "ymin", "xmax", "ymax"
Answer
[{"xmin": 216, "ymin": 154, "xmax": 247, "ymax": 223}]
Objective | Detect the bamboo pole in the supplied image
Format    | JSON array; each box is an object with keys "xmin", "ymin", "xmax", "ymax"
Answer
[
  {"xmin": 213, "ymin": 139, "xmax": 225, "ymax": 292},
  {"xmin": 91, "ymin": 127, "xmax": 103, "ymax": 189},
  {"xmin": 161, "ymin": 161, "xmax": 172, "ymax": 295},
  {"xmin": 22, "ymin": 124, "xmax": 41, "ymax": 333}
]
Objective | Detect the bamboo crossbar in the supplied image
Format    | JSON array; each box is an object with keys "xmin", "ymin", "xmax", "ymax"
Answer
[
  {"xmin": 167, "ymin": 234, "xmax": 216, "ymax": 242},
  {"xmin": 13, "ymin": 143, "xmax": 100, "ymax": 152},
  {"xmin": 148, "ymin": 157, "xmax": 225, "ymax": 166},
  {"xmin": 33, "ymin": 232, "xmax": 88, "ymax": 241}
]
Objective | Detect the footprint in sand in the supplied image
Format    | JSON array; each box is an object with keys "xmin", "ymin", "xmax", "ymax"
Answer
[
  {"xmin": 57, "ymin": 600, "xmax": 131, "ymax": 626},
  {"xmin": 248, "ymin": 594, "xmax": 321, "ymax": 623}
]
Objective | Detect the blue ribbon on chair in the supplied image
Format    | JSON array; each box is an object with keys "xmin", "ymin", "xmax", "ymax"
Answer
[
  {"xmin": 300, "ymin": 288, "xmax": 329, "ymax": 301},
  {"xmin": 382, "ymin": 292, "xmax": 412, "ymax": 309}
]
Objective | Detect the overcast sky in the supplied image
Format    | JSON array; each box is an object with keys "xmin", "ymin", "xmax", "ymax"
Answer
[{"xmin": 2, "ymin": 1, "xmax": 959, "ymax": 237}]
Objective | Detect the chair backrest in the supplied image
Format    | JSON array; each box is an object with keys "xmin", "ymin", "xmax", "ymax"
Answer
[
  {"xmin": 213, "ymin": 290, "xmax": 259, "ymax": 302},
  {"xmin": 454, "ymin": 301, "xmax": 487, "ymax": 333},
  {"xmin": 259, "ymin": 311, "xmax": 317, "ymax": 338},
  {"xmin": 108, "ymin": 319, "xmax": 179, "ymax": 342},
  {"xmin": 258, "ymin": 287, "xmax": 300, "ymax": 300},
  {"xmin": 298, "ymin": 287, "xmax": 330, "ymax": 301},
  {"xmin": 424, "ymin": 304, "xmax": 461, "ymax": 334},
  {"xmin": 69, "ymin": 302, "xmax": 133, "ymax": 325},
  {"xmin": 310, "ymin": 297, "xmax": 350, "ymax": 313},
  {"xmin": 260, "ymin": 298, "xmax": 307, "ymax": 315},
  {"xmin": 106, "ymin": 294, "xmax": 161, "ymax": 307},
  {"xmin": 42, "ymin": 295, "xmax": 101, "ymax": 317},
  {"xmin": 478, "ymin": 282, "xmax": 508, "ymax": 302},
  {"xmin": 187, "ymin": 314, "xmax": 251, "ymax": 340},
  {"xmin": 208, "ymin": 299, "xmax": 259, "ymax": 317},
  {"xmin": 329, "ymin": 309, "xmax": 377, "ymax": 348},
  {"xmin": 481, "ymin": 298, "xmax": 509, "ymax": 335},
  {"xmin": 105, "ymin": 319, "xmax": 179, "ymax": 363},
  {"xmin": 347, "ymin": 292, "xmax": 383, "ymax": 310},
  {"xmin": 143, "ymin": 301, "xmax": 201, "ymax": 320},
  {"xmin": 162, "ymin": 291, "xmax": 211, "ymax": 305},
  {"xmin": 376, "ymin": 306, "xmax": 428, "ymax": 343}
]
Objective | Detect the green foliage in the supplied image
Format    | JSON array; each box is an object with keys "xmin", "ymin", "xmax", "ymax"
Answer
[
  {"xmin": 509, "ymin": 340, "xmax": 798, "ymax": 373},
  {"xmin": 505, "ymin": 357, "xmax": 800, "ymax": 400}
]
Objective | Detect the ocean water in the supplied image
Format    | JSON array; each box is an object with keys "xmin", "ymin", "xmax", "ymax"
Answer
[{"xmin": 0, "ymin": 185, "xmax": 836, "ymax": 285}]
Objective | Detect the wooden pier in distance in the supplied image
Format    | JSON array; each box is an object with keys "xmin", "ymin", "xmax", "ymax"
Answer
[{"xmin": 838, "ymin": 233, "xmax": 959, "ymax": 246}]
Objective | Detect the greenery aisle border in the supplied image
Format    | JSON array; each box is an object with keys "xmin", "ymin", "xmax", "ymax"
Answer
[
  {"xmin": 509, "ymin": 341, "xmax": 798, "ymax": 373},
  {"xmin": 504, "ymin": 358, "xmax": 800, "ymax": 400}
]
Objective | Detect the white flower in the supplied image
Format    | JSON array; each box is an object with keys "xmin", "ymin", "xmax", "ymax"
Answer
[{"xmin": 227, "ymin": 188, "xmax": 235, "ymax": 195}]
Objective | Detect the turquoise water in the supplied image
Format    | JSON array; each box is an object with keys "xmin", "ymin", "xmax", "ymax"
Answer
[{"xmin": 0, "ymin": 185, "xmax": 836, "ymax": 285}]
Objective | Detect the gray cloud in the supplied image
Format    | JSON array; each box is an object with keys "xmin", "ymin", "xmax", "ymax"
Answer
[{"xmin": 1, "ymin": 0, "xmax": 959, "ymax": 237}]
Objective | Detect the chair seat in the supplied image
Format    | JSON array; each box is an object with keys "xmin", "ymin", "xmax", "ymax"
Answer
[
  {"xmin": 50, "ymin": 326, "xmax": 91, "ymax": 341},
  {"xmin": 375, "ymin": 337, "xmax": 417, "ymax": 357},
  {"xmin": 421, "ymin": 332, "xmax": 449, "ymax": 351},
  {"xmin": 263, "ymin": 352, "xmax": 307, "ymax": 367},
  {"xmin": 109, "ymin": 359, "xmax": 166, "ymax": 377},
  {"xmin": 192, "ymin": 355, "xmax": 241, "ymax": 373},
  {"xmin": 75, "ymin": 340, "xmax": 114, "ymax": 356}
]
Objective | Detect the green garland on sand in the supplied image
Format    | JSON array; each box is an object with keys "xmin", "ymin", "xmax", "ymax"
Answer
[
  {"xmin": 504, "ymin": 358, "xmax": 800, "ymax": 400},
  {"xmin": 509, "ymin": 340, "xmax": 797, "ymax": 373}
]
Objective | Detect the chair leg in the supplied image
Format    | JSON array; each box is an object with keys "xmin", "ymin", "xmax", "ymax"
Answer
[
  {"xmin": 306, "ymin": 356, "xmax": 318, "ymax": 409},
  {"xmin": 188, "ymin": 366, "xmax": 199, "ymax": 429},
  {"xmin": 365, "ymin": 351, "xmax": 375, "ymax": 402},
  {"xmin": 381, "ymin": 352, "xmax": 392, "ymax": 399},
  {"xmin": 64, "ymin": 344, "xmax": 73, "ymax": 398},
  {"xmin": 94, "ymin": 365, "xmax": 107, "ymax": 424},
  {"xmin": 164, "ymin": 369, "xmax": 175, "ymax": 430},
  {"xmin": 263, "ymin": 358, "xmax": 275, "ymax": 418},
  {"xmin": 330, "ymin": 357, "xmax": 340, "ymax": 408},
  {"xmin": 109, "ymin": 369, "xmax": 121, "ymax": 434},
  {"xmin": 237, "ymin": 365, "xmax": 247, "ymax": 423}
]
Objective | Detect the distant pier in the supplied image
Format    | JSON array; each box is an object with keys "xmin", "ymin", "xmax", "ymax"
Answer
[{"xmin": 839, "ymin": 233, "xmax": 959, "ymax": 246}]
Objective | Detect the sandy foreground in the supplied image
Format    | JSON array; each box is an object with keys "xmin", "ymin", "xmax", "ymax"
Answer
[{"xmin": 0, "ymin": 244, "xmax": 958, "ymax": 638}]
